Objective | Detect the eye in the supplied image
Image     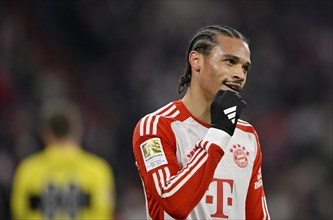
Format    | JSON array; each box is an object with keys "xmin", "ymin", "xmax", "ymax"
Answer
[
  {"xmin": 225, "ymin": 59, "xmax": 235, "ymax": 65},
  {"xmin": 242, "ymin": 65, "xmax": 251, "ymax": 74}
]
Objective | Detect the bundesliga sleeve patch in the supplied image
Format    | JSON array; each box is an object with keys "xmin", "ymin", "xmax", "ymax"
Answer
[{"xmin": 140, "ymin": 138, "xmax": 167, "ymax": 172}]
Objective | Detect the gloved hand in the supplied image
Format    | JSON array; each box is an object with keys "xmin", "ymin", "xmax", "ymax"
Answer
[{"xmin": 210, "ymin": 90, "xmax": 247, "ymax": 136}]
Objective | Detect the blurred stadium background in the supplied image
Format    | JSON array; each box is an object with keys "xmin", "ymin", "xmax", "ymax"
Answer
[{"xmin": 0, "ymin": 0, "xmax": 332, "ymax": 219}]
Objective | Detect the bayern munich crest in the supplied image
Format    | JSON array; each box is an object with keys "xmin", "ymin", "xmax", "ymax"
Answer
[{"xmin": 229, "ymin": 144, "xmax": 250, "ymax": 168}]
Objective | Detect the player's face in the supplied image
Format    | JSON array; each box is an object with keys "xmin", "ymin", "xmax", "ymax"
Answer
[{"xmin": 199, "ymin": 35, "xmax": 251, "ymax": 99}]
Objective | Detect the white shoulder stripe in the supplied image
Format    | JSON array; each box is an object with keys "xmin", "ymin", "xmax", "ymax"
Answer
[
  {"xmin": 139, "ymin": 104, "xmax": 179, "ymax": 136},
  {"xmin": 160, "ymin": 105, "xmax": 176, "ymax": 116},
  {"xmin": 151, "ymin": 102, "xmax": 173, "ymax": 115},
  {"xmin": 168, "ymin": 110, "xmax": 180, "ymax": 118},
  {"xmin": 152, "ymin": 115, "xmax": 160, "ymax": 135},
  {"xmin": 145, "ymin": 115, "xmax": 153, "ymax": 135},
  {"xmin": 139, "ymin": 115, "xmax": 148, "ymax": 136}
]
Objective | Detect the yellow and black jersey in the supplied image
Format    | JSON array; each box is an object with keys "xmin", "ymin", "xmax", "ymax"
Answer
[{"xmin": 11, "ymin": 144, "xmax": 115, "ymax": 220}]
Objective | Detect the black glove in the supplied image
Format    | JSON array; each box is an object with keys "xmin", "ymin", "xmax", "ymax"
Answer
[{"xmin": 210, "ymin": 90, "xmax": 247, "ymax": 136}]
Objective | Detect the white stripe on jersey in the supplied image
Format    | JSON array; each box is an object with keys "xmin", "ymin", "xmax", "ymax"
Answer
[
  {"xmin": 165, "ymin": 148, "xmax": 205, "ymax": 190},
  {"xmin": 262, "ymin": 196, "xmax": 266, "ymax": 220},
  {"xmin": 238, "ymin": 119, "xmax": 252, "ymax": 127},
  {"xmin": 168, "ymin": 110, "xmax": 180, "ymax": 118},
  {"xmin": 164, "ymin": 166, "xmax": 170, "ymax": 181},
  {"xmin": 162, "ymin": 153, "xmax": 208, "ymax": 198},
  {"xmin": 152, "ymin": 148, "xmax": 207, "ymax": 198},
  {"xmin": 161, "ymin": 104, "xmax": 176, "ymax": 116},
  {"xmin": 140, "ymin": 102, "xmax": 173, "ymax": 137},
  {"xmin": 151, "ymin": 102, "xmax": 173, "ymax": 115},
  {"xmin": 262, "ymin": 196, "xmax": 270, "ymax": 220},
  {"xmin": 139, "ymin": 115, "xmax": 148, "ymax": 136},
  {"xmin": 152, "ymin": 172, "xmax": 162, "ymax": 195},
  {"xmin": 152, "ymin": 115, "xmax": 160, "ymax": 135},
  {"xmin": 158, "ymin": 169, "xmax": 165, "ymax": 186},
  {"xmin": 139, "ymin": 104, "xmax": 179, "ymax": 136},
  {"xmin": 196, "ymin": 140, "xmax": 214, "ymax": 152},
  {"xmin": 153, "ymin": 167, "xmax": 170, "ymax": 196},
  {"xmin": 146, "ymin": 115, "xmax": 153, "ymax": 135}
]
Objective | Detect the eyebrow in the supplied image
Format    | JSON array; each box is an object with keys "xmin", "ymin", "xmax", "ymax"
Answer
[{"xmin": 223, "ymin": 54, "xmax": 251, "ymax": 68}]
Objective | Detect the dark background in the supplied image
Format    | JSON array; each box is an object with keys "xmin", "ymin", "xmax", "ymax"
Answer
[{"xmin": 0, "ymin": 0, "xmax": 332, "ymax": 219}]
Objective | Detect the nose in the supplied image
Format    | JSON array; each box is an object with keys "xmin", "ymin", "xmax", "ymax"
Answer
[{"xmin": 232, "ymin": 64, "xmax": 245, "ymax": 81}]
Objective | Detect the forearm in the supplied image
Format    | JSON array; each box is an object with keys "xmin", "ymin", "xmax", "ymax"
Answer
[{"xmin": 153, "ymin": 144, "xmax": 224, "ymax": 218}]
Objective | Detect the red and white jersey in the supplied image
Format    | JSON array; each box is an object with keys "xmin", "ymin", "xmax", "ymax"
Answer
[{"xmin": 133, "ymin": 100, "xmax": 270, "ymax": 220}]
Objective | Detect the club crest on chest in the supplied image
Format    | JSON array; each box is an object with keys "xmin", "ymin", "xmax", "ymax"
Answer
[{"xmin": 229, "ymin": 144, "xmax": 250, "ymax": 168}]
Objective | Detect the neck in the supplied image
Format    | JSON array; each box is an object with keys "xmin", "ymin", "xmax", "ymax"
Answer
[
  {"xmin": 46, "ymin": 136, "xmax": 80, "ymax": 148},
  {"xmin": 181, "ymin": 87, "xmax": 212, "ymax": 124}
]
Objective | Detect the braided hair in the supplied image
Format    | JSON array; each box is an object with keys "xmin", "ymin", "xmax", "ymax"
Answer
[{"xmin": 177, "ymin": 25, "xmax": 249, "ymax": 94}]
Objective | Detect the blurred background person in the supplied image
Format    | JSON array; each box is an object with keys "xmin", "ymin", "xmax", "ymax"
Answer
[{"xmin": 10, "ymin": 99, "xmax": 116, "ymax": 220}]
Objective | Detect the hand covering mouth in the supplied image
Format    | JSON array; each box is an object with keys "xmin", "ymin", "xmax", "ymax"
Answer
[{"xmin": 223, "ymin": 81, "xmax": 242, "ymax": 93}]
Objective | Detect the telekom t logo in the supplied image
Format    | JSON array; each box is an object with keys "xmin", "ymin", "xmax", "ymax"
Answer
[{"xmin": 205, "ymin": 178, "xmax": 234, "ymax": 218}]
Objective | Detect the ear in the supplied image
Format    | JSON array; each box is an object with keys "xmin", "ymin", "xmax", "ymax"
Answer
[{"xmin": 189, "ymin": 51, "xmax": 202, "ymax": 72}]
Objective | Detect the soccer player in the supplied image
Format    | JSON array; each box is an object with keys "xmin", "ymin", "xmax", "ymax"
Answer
[
  {"xmin": 11, "ymin": 99, "xmax": 116, "ymax": 220},
  {"xmin": 132, "ymin": 25, "xmax": 270, "ymax": 219}
]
